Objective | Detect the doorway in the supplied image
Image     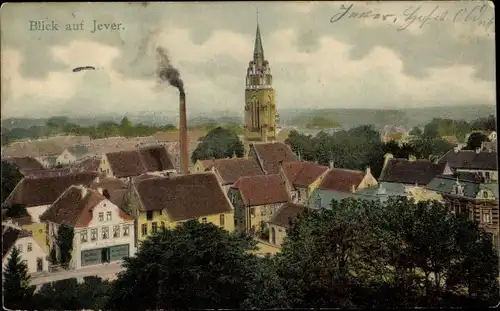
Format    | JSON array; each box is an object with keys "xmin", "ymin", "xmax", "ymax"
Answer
[
  {"xmin": 101, "ymin": 248, "xmax": 110, "ymax": 263},
  {"xmin": 36, "ymin": 257, "xmax": 43, "ymax": 272}
]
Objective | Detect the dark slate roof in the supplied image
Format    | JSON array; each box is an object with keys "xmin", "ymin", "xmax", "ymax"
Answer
[
  {"xmin": 67, "ymin": 145, "xmax": 90, "ymax": 157},
  {"xmin": 134, "ymin": 172, "xmax": 232, "ymax": 221},
  {"xmin": 438, "ymin": 149, "xmax": 497, "ymax": 171},
  {"xmin": 379, "ymin": 158, "xmax": 448, "ymax": 185},
  {"xmin": 106, "ymin": 145, "xmax": 174, "ymax": 178},
  {"xmin": 269, "ymin": 202, "xmax": 305, "ymax": 228},
  {"xmin": 426, "ymin": 175, "xmax": 480, "ymax": 199}
]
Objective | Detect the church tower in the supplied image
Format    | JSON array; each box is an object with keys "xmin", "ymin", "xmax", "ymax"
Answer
[{"xmin": 244, "ymin": 19, "xmax": 277, "ymax": 150}]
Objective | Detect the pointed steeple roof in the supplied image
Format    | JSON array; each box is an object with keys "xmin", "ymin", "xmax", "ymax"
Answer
[{"xmin": 253, "ymin": 20, "xmax": 264, "ymax": 57}]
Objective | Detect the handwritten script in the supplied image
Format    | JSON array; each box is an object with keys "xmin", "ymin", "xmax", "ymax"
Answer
[{"xmin": 330, "ymin": 3, "xmax": 494, "ymax": 33}]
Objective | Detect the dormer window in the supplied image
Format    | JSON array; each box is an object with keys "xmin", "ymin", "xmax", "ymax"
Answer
[{"xmin": 483, "ymin": 191, "xmax": 489, "ymax": 199}]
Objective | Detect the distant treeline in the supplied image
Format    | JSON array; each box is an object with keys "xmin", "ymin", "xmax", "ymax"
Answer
[
  {"xmin": 415, "ymin": 114, "xmax": 496, "ymax": 142},
  {"xmin": 1, "ymin": 116, "xmax": 245, "ymax": 146}
]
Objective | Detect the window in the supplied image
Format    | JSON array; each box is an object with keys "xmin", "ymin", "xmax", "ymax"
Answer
[
  {"xmin": 160, "ymin": 221, "xmax": 165, "ymax": 230},
  {"xmin": 201, "ymin": 217, "xmax": 207, "ymax": 224},
  {"xmin": 141, "ymin": 224, "xmax": 148, "ymax": 236},
  {"xmin": 39, "ymin": 229, "xmax": 43, "ymax": 234},
  {"xmin": 98, "ymin": 212, "xmax": 104, "ymax": 222},
  {"xmin": 453, "ymin": 201, "xmax": 460, "ymax": 214},
  {"xmin": 123, "ymin": 225, "xmax": 129, "ymax": 236},
  {"xmin": 220, "ymin": 214, "xmax": 225, "ymax": 227},
  {"xmin": 81, "ymin": 230, "xmax": 88, "ymax": 243},
  {"xmin": 146, "ymin": 211, "xmax": 153, "ymax": 221},
  {"xmin": 482, "ymin": 210, "xmax": 492, "ymax": 223},
  {"xmin": 483, "ymin": 191, "xmax": 489, "ymax": 199},
  {"xmin": 106, "ymin": 211, "xmax": 112, "ymax": 221},
  {"xmin": 90, "ymin": 229, "xmax": 97, "ymax": 241},
  {"xmin": 485, "ymin": 171, "xmax": 491, "ymax": 180},
  {"xmin": 152, "ymin": 222, "xmax": 158, "ymax": 233},
  {"xmin": 113, "ymin": 225, "xmax": 120, "ymax": 238},
  {"xmin": 27, "ymin": 243, "xmax": 32, "ymax": 252},
  {"xmin": 102, "ymin": 227, "xmax": 109, "ymax": 239},
  {"xmin": 18, "ymin": 244, "xmax": 23, "ymax": 253}
]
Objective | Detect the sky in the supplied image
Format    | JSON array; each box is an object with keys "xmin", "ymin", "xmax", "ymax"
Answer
[{"xmin": 0, "ymin": 1, "xmax": 496, "ymax": 119}]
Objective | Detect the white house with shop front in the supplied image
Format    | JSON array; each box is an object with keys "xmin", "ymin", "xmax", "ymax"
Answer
[{"xmin": 40, "ymin": 185, "xmax": 136, "ymax": 270}]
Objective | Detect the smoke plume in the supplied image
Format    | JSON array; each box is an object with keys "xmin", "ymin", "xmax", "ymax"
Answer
[{"xmin": 156, "ymin": 46, "xmax": 184, "ymax": 94}]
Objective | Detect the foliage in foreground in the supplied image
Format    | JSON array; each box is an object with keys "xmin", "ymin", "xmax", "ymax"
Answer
[{"xmin": 4, "ymin": 199, "xmax": 498, "ymax": 309}]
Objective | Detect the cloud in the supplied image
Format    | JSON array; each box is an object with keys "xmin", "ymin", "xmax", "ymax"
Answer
[{"xmin": 0, "ymin": 2, "xmax": 495, "ymax": 118}]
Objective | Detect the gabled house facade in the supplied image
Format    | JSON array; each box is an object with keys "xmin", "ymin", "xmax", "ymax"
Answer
[
  {"xmin": 2, "ymin": 225, "xmax": 49, "ymax": 274},
  {"xmin": 308, "ymin": 167, "xmax": 379, "ymax": 209},
  {"xmin": 4, "ymin": 215, "xmax": 48, "ymax": 252},
  {"xmin": 123, "ymin": 172, "xmax": 234, "ymax": 245},
  {"xmin": 268, "ymin": 202, "xmax": 306, "ymax": 247},
  {"xmin": 229, "ymin": 174, "xmax": 290, "ymax": 234},
  {"xmin": 427, "ymin": 175, "xmax": 499, "ymax": 249},
  {"xmin": 278, "ymin": 160, "xmax": 329, "ymax": 204},
  {"xmin": 40, "ymin": 185, "xmax": 135, "ymax": 269}
]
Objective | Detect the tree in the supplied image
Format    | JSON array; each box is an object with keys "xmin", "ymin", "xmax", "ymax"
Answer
[
  {"xmin": 465, "ymin": 132, "xmax": 489, "ymax": 150},
  {"xmin": 1, "ymin": 161, "xmax": 23, "ymax": 205},
  {"xmin": 470, "ymin": 115, "xmax": 496, "ymax": 132},
  {"xmin": 56, "ymin": 224, "xmax": 74, "ymax": 269},
  {"xmin": 191, "ymin": 127, "xmax": 244, "ymax": 163},
  {"xmin": 4, "ymin": 203, "xmax": 29, "ymax": 218},
  {"xmin": 107, "ymin": 220, "xmax": 259, "ymax": 310},
  {"xmin": 3, "ymin": 246, "xmax": 34, "ymax": 310},
  {"xmin": 120, "ymin": 116, "xmax": 134, "ymax": 137},
  {"xmin": 409, "ymin": 126, "xmax": 423, "ymax": 137}
]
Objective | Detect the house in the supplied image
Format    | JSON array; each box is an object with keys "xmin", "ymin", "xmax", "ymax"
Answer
[
  {"xmin": 377, "ymin": 153, "xmax": 453, "ymax": 198},
  {"xmin": 99, "ymin": 145, "xmax": 175, "ymax": 180},
  {"xmin": 248, "ymin": 142, "xmax": 298, "ymax": 174},
  {"xmin": 229, "ymin": 174, "xmax": 290, "ymax": 234},
  {"xmin": 1, "ymin": 157, "xmax": 44, "ymax": 174},
  {"xmin": 123, "ymin": 172, "xmax": 234, "ymax": 244},
  {"xmin": 72, "ymin": 157, "xmax": 102, "ymax": 173},
  {"xmin": 437, "ymin": 149, "xmax": 498, "ymax": 182},
  {"xmin": 193, "ymin": 157, "xmax": 264, "ymax": 192},
  {"xmin": 279, "ymin": 160, "xmax": 330, "ymax": 204},
  {"xmin": 21, "ymin": 167, "xmax": 76, "ymax": 179},
  {"xmin": 427, "ymin": 175, "xmax": 499, "ymax": 249},
  {"xmin": 193, "ymin": 158, "xmax": 219, "ymax": 173},
  {"xmin": 268, "ymin": 202, "xmax": 306, "ymax": 247},
  {"xmin": 2, "ymin": 225, "xmax": 49, "ymax": 274},
  {"xmin": 40, "ymin": 185, "xmax": 135, "ymax": 269},
  {"xmin": 308, "ymin": 167, "xmax": 378, "ymax": 209},
  {"xmin": 4, "ymin": 215, "xmax": 48, "ymax": 252},
  {"xmin": 56, "ymin": 145, "xmax": 90, "ymax": 165},
  {"xmin": 3, "ymin": 172, "xmax": 99, "ymax": 222}
]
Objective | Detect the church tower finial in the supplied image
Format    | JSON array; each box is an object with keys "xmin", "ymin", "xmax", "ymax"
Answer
[{"xmin": 253, "ymin": 12, "xmax": 264, "ymax": 57}]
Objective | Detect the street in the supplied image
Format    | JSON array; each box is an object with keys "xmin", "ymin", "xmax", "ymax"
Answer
[{"xmin": 30, "ymin": 262, "xmax": 125, "ymax": 286}]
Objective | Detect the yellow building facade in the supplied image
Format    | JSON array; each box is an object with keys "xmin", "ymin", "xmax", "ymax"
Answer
[{"xmin": 244, "ymin": 21, "xmax": 277, "ymax": 150}]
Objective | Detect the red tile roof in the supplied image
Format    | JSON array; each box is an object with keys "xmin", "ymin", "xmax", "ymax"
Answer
[
  {"xmin": 251, "ymin": 142, "xmax": 297, "ymax": 174},
  {"xmin": 134, "ymin": 172, "xmax": 232, "ymax": 221},
  {"xmin": 40, "ymin": 186, "xmax": 133, "ymax": 228},
  {"xmin": 89, "ymin": 177, "xmax": 129, "ymax": 207},
  {"xmin": 212, "ymin": 157, "xmax": 264, "ymax": 185},
  {"xmin": 231, "ymin": 174, "xmax": 290, "ymax": 206},
  {"xmin": 106, "ymin": 145, "xmax": 174, "ymax": 178},
  {"xmin": 4, "ymin": 172, "xmax": 99, "ymax": 208},
  {"xmin": 281, "ymin": 161, "xmax": 329, "ymax": 187},
  {"xmin": 317, "ymin": 168, "xmax": 365, "ymax": 193},
  {"xmin": 269, "ymin": 202, "xmax": 306, "ymax": 228},
  {"xmin": 2, "ymin": 157, "xmax": 44, "ymax": 171}
]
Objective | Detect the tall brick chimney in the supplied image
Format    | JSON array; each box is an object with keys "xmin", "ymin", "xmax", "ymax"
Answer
[{"xmin": 179, "ymin": 92, "xmax": 189, "ymax": 175}]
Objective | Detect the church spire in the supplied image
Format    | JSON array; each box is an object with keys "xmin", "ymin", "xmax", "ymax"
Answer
[{"xmin": 253, "ymin": 12, "xmax": 264, "ymax": 57}]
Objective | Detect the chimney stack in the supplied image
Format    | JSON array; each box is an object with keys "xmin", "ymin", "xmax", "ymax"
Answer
[{"xmin": 179, "ymin": 92, "xmax": 189, "ymax": 175}]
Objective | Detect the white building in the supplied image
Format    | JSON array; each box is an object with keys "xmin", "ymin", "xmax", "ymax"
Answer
[
  {"xmin": 2, "ymin": 225, "xmax": 49, "ymax": 274},
  {"xmin": 40, "ymin": 185, "xmax": 136, "ymax": 270}
]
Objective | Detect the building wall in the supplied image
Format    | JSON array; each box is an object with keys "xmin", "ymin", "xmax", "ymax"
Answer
[
  {"xmin": 27, "ymin": 205, "xmax": 51, "ymax": 223},
  {"xmin": 307, "ymin": 170, "xmax": 329, "ymax": 200},
  {"xmin": 2, "ymin": 236, "xmax": 48, "ymax": 274},
  {"xmin": 405, "ymin": 186, "xmax": 444, "ymax": 203},
  {"xmin": 56, "ymin": 149, "xmax": 77, "ymax": 166},
  {"xmin": 244, "ymin": 88, "xmax": 277, "ymax": 143},
  {"xmin": 268, "ymin": 224, "xmax": 287, "ymax": 247},
  {"xmin": 98, "ymin": 155, "xmax": 114, "ymax": 178},
  {"xmin": 193, "ymin": 160, "xmax": 206, "ymax": 173},
  {"xmin": 47, "ymin": 199, "xmax": 135, "ymax": 270},
  {"xmin": 23, "ymin": 222, "xmax": 49, "ymax": 253},
  {"xmin": 250, "ymin": 239, "xmax": 281, "ymax": 256}
]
